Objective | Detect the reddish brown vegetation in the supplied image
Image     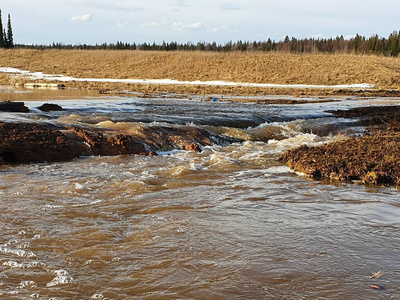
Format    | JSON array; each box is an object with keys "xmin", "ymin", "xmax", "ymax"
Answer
[{"xmin": 282, "ymin": 105, "xmax": 400, "ymax": 186}]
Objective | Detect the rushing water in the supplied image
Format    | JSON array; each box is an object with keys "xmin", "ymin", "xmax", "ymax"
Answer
[{"xmin": 1, "ymin": 87, "xmax": 400, "ymax": 299}]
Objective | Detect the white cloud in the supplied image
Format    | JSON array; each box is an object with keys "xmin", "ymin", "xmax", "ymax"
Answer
[
  {"xmin": 344, "ymin": 34, "xmax": 356, "ymax": 40},
  {"xmin": 142, "ymin": 20, "xmax": 203, "ymax": 32},
  {"xmin": 116, "ymin": 21, "xmax": 130, "ymax": 28},
  {"xmin": 212, "ymin": 25, "xmax": 230, "ymax": 32},
  {"xmin": 173, "ymin": 0, "xmax": 186, "ymax": 7},
  {"xmin": 221, "ymin": 3, "xmax": 240, "ymax": 10},
  {"xmin": 144, "ymin": 21, "xmax": 170, "ymax": 28},
  {"xmin": 73, "ymin": 1, "xmax": 144, "ymax": 12},
  {"xmin": 311, "ymin": 33, "xmax": 325, "ymax": 40},
  {"xmin": 172, "ymin": 22, "xmax": 203, "ymax": 31},
  {"xmin": 71, "ymin": 14, "xmax": 92, "ymax": 22}
]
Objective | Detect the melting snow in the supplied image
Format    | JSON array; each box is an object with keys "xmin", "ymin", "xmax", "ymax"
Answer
[{"xmin": 0, "ymin": 67, "xmax": 375, "ymax": 90}]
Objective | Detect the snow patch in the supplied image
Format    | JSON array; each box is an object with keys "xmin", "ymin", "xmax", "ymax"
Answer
[{"xmin": 0, "ymin": 67, "xmax": 375, "ymax": 90}]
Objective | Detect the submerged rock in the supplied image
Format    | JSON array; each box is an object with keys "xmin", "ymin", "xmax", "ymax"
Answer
[{"xmin": 0, "ymin": 122, "xmax": 240, "ymax": 165}]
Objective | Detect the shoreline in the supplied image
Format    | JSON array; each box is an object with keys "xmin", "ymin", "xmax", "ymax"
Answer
[
  {"xmin": 2, "ymin": 77, "xmax": 400, "ymax": 99},
  {"xmin": 281, "ymin": 106, "xmax": 400, "ymax": 186}
]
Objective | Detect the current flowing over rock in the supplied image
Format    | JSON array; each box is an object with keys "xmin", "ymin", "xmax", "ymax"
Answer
[{"xmin": 0, "ymin": 122, "xmax": 240, "ymax": 164}]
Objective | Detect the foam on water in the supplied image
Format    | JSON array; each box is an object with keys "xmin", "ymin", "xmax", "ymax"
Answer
[
  {"xmin": 265, "ymin": 166, "xmax": 294, "ymax": 174},
  {"xmin": 3, "ymin": 260, "xmax": 46, "ymax": 269},
  {"xmin": 95, "ymin": 120, "xmax": 146, "ymax": 134},
  {"xmin": 46, "ymin": 269, "xmax": 74, "ymax": 287},
  {"xmin": 18, "ymin": 281, "xmax": 36, "ymax": 288},
  {"xmin": 0, "ymin": 245, "xmax": 37, "ymax": 258}
]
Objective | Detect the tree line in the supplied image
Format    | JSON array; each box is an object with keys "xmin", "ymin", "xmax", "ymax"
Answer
[
  {"xmin": 14, "ymin": 30, "xmax": 400, "ymax": 57},
  {"xmin": 0, "ymin": 10, "xmax": 14, "ymax": 48},
  {"xmin": 3, "ymin": 8, "xmax": 400, "ymax": 58}
]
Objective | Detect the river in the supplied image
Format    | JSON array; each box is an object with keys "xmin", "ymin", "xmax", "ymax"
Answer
[{"xmin": 1, "ymin": 87, "xmax": 400, "ymax": 299}]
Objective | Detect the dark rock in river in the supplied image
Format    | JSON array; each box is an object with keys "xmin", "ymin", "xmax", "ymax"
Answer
[
  {"xmin": 38, "ymin": 103, "xmax": 64, "ymax": 112},
  {"xmin": 0, "ymin": 122, "xmax": 241, "ymax": 165},
  {"xmin": 0, "ymin": 122, "xmax": 86, "ymax": 164},
  {"xmin": 328, "ymin": 105, "xmax": 400, "ymax": 127},
  {"xmin": 0, "ymin": 101, "xmax": 29, "ymax": 113},
  {"xmin": 69, "ymin": 127, "xmax": 148, "ymax": 156}
]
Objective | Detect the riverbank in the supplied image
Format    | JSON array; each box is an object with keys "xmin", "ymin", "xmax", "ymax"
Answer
[
  {"xmin": 282, "ymin": 106, "xmax": 400, "ymax": 186},
  {"xmin": 1, "ymin": 49, "xmax": 400, "ymax": 96}
]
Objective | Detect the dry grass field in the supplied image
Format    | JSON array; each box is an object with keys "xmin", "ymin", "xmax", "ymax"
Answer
[{"xmin": 1, "ymin": 49, "xmax": 400, "ymax": 95}]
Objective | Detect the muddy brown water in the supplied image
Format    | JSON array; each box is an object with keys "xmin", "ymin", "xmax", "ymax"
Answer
[{"xmin": 1, "ymin": 87, "xmax": 400, "ymax": 299}]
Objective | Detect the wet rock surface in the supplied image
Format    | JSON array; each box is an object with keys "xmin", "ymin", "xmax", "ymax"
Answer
[
  {"xmin": 282, "ymin": 105, "xmax": 400, "ymax": 186},
  {"xmin": 0, "ymin": 101, "xmax": 29, "ymax": 112},
  {"xmin": 328, "ymin": 105, "xmax": 400, "ymax": 126},
  {"xmin": 38, "ymin": 103, "xmax": 64, "ymax": 112},
  {"xmin": 0, "ymin": 122, "xmax": 240, "ymax": 165},
  {"xmin": 0, "ymin": 122, "xmax": 85, "ymax": 164}
]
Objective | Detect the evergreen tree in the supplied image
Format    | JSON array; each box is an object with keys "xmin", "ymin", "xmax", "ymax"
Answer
[
  {"xmin": 0, "ymin": 10, "xmax": 4, "ymax": 48},
  {"xmin": 388, "ymin": 30, "xmax": 399, "ymax": 57},
  {"xmin": 6, "ymin": 13, "xmax": 13, "ymax": 48},
  {"xmin": 2, "ymin": 29, "xmax": 6, "ymax": 47},
  {"xmin": 353, "ymin": 33, "xmax": 362, "ymax": 54}
]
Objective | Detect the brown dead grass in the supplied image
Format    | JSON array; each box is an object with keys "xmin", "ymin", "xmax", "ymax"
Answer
[
  {"xmin": 281, "ymin": 106, "xmax": 400, "ymax": 186},
  {"xmin": 1, "ymin": 49, "xmax": 400, "ymax": 94}
]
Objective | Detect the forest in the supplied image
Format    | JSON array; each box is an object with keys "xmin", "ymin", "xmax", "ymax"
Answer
[{"xmin": 14, "ymin": 31, "xmax": 400, "ymax": 57}]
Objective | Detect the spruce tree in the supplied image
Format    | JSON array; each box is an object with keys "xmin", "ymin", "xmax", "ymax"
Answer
[
  {"xmin": 0, "ymin": 10, "xmax": 4, "ymax": 48},
  {"xmin": 2, "ymin": 29, "xmax": 6, "ymax": 47},
  {"xmin": 6, "ymin": 13, "xmax": 13, "ymax": 48},
  {"xmin": 354, "ymin": 34, "xmax": 362, "ymax": 54}
]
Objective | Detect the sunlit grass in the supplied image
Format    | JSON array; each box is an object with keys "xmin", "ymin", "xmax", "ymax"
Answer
[{"xmin": 1, "ymin": 49, "xmax": 400, "ymax": 94}]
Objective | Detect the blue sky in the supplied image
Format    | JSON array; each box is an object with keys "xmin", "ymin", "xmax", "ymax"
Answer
[{"xmin": 2, "ymin": 0, "xmax": 400, "ymax": 45}]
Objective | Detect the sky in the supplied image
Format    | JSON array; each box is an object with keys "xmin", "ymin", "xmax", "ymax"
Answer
[{"xmin": 1, "ymin": 0, "xmax": 400, "ymax": 45}]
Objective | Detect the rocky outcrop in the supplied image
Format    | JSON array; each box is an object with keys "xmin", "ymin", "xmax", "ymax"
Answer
[
  {"xmin": 0, "ymin": 122, "xmax": 240, "ymax": 165},
  {"xmin": 68, "ymin": 127, "xmax": 148, "ymax": 156},
  {"xmin": 38, "ymin": 103, "xmax": 64, "ymax": 112},
  {"xmin": 0, "ymin": 122, "xmax": 86, "ymax": 164},
  {"xmin": 328, "ymin": 105, "xmax": 400, "ymax": 127},
  {"xmin": 0, "ymin": 101, "xmax": 29, "ymax": 112}
]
